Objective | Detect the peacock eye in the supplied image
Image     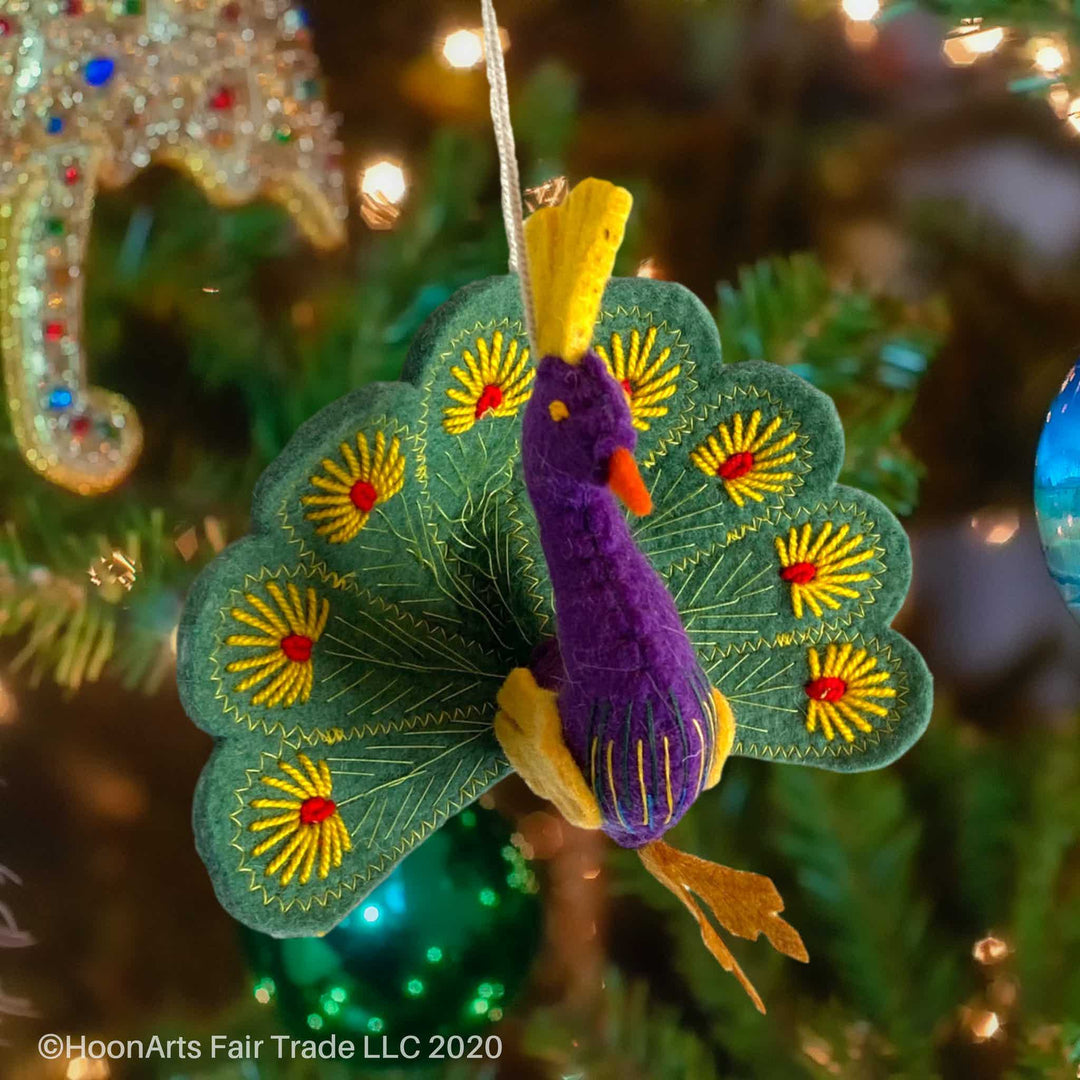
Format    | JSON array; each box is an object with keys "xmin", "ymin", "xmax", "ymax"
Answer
[{"xmin": 548, "ymin": 400, "xmax": 569, "ymax": 422}]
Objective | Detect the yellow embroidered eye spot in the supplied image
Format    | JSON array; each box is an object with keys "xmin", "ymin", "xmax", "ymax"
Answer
[{"xmin": 549, "ymin": 399, "xmax": 570, "ymax": 422}]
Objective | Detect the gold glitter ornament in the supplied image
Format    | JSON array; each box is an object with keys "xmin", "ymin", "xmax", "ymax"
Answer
[{"xmin": 0, "ymin": 0, "xmax": 348, "ymax": 496}]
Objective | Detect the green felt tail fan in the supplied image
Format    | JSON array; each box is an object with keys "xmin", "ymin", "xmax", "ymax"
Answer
[{"xmin": 178, "ymin": 273, "xmax": 931, "ymax": 937}]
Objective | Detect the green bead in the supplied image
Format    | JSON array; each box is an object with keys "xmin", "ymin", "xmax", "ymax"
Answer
[
  {"xmin": 123, "ymin": 0, "xmax": 142, "ymax": 12},
  {"xmin": 45, "ymin": 217, "xmax": 64, "ymax": 236},
  {"xmin": 274, "ymin": 127, "xmax": 292, "ymax": 144}
]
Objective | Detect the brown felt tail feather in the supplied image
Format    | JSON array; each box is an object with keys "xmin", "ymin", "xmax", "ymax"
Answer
[{"xmin": 638, "ymin": 839, "xmax": 808, "ymax": 1014}]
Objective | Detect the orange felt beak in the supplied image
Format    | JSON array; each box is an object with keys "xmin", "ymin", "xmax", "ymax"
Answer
[{"xmin": 607, "ymin": 446, "xmax": 652, "ymax": 516}]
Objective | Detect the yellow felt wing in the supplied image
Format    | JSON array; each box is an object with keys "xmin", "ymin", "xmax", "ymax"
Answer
[{"xmin": 524, "ymin": 178, "xmax": 633, "ymax": 363}]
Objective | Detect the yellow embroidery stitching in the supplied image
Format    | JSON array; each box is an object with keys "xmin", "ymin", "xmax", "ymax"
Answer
[
  {"xmin": 636, "ymin": 739, "xmax": 649, "ymax": 826},
  {"xmin": 301, "ymin": 430, "xmax": 405, "ymax": 544},
  {"xmin": 594, "ymin": 326, "xmax": 680, "ymax": 431},
  {"xmin": 690, "ymin": 410, "xmax": 799, "ymax": 507},
  {"xmin": 804, "ymin": 643, "xmax": 897, "ymax": 743},
  {"xmin": 663, "ymin": 736, "xmax": 674, "ymax": 823},
  {"xmin": 442, "ymin": 330, "xmax": 533, "ymax": 435},
  {"xmin": 224, "ymin": 582, "xmax": 329, "ymax": 708},
  {"xmin": 249, "ymin": 754, "xmax": 352, "ymax": 887},
  {"xmin": 775, "ymin": 522, "xmax": 875, "ymax": 619}
]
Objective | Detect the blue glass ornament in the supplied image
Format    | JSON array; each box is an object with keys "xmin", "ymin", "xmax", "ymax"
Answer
[
  {"xmin": 45, "ymin": 115, "xmax": 64, "ymax": 135},
  {"xmin": 1035, "ymin": 358, "xmax": 1080, "ymax": 623},
  {"xmin": 84, "ymin": 56, "xmax": 116, "ymax": 86},
  {"xmin": 48, "ymin": 386, "xmax": 74, "ymax": 410}
]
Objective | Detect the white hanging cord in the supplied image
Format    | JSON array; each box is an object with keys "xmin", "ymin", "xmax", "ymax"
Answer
[{"xmin": 480, "ymin": 0, "xmax": 537, "ymax": 353}]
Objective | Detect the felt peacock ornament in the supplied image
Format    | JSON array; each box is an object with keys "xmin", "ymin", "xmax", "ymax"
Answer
[{"xmin": 178, "ymin": 179, "xmax": 932, "ymax": 1012}]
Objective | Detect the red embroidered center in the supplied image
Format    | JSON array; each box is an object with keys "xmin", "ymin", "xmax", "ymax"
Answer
[
  {"xmin": 781, "ymin": 562, "xmax": 818, "ymax": 585},
  {"xmin": 70, "ymin": 414, "xmax": 92, "ymax": 439},
  {"xmin": 299, "ymin": 796, "xmax": 336, "ymax": 825},
  {"xmin": 620, "ymin": 378, "xmax": 633, "ymax": 398},
  {"xmin": 474, "ymin": 383, "xmax": 503, "ymax": 418},
  {"xmin": 718, "ymin": 451, "xmax": 755, "ymax": 481},
  {"xmin": 349, "ymin": 479, "xmax": 378, "ymax": 513},
  {"xmin": 280, "ymin": 634, "xmax": 313, "ymax": 663},
  {"xmin": 210, "ymin": 85, "xmax": 236, "ymax": 110},
  {"xmin": 805, "ymin": 676, "xmax": 847, "ymax": 702}
]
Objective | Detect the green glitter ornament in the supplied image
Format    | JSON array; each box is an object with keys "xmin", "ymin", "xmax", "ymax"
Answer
[{"xmin": 242, "ymin": 808, "xmax": 540, "ymax": 1061}]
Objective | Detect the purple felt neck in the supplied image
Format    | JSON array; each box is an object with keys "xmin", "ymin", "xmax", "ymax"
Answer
[{"xmin": 521, "ymin": 353, "xmax": 714, "ymax": 847}]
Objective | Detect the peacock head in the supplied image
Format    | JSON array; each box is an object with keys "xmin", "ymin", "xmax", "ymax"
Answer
[{"xmin": 522, "ymin": 351, "xmax": 652, "ymax": 515}]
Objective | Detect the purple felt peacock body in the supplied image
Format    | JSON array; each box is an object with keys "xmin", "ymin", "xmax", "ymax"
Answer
[{"xmin": 523, "ymin": 352, "xmax": 717, "ymax": 847}]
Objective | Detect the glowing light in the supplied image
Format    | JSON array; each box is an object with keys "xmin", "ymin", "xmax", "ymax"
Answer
[
  {"xmin": 1067, "ymin": 97, "xmax": 1080, "ymax": 134},
  {"xmin": 972, "ymin": 935, "xmax": 1010, "ymax": 964},
  {"xmin": 253, "ymin": 976, "xmax": 276, "ymax": 1004},
  {"xmin": 1034, "ymin": 42, "xmax": 1067, "ymax": 75},
  {"xmin": 969, "ymin": 1010, "xmax": 1001, "ymax": 1041},
  {"xmin": 426, "ymin": 945, "xmax": 444, "ymax": 963},
  {"xmin": 307, "ymin": 1013, "xmax": 324, "ymax": 1030},
  {"xmin": 0, "ymin": 679, "xmax": 16, "ymax": 726},
  {"xmin": 359, "ymin": 160, "xmax": 407, "ymax": 205},
  {"xmin": 438, "ymin": 25, "xmax": 509, "ymax": 68},
  {"xmin": 406, "ymin": 978, "xmax": 425, "ymax": 997},
  {"xmin": 67, "ymin": 1059, "xmax": 110, "ymax": 1080},
  {"xmin": 460, "ymin": 809, "xmax": 477, "ymax": 827},
  {"xmin": 442, "ymin": 28, "xmax": 484, "ymax": 69},
  {"xmin": 471, "ymin": 997, "xmax": 490, "ymax": 1016},
  {"xmin": 367, "ymin": 1016, "xmax": 384, "ymax": 1034},
  {"xmin": 329, "ymin": 986, "xmax": 347, "ymax": 1003},
  {"xmin": 635, "ymin": 257, "xmax": 662, "ymax": 279},
  {"xmin": 943, "ymin": 23, "xmax": 1005, "ymax": 66},
  {"xmin": 478, "ymin": 887, "xmax": 498, "ymax": 907},
  {"xmin": 970, "ymin": 509, "xmax": 1019, "ymax": 546},
  {"xmin": 841, "ymin": 0, "xmax": 879, "ymax": 23},
  {"xmin": 361, "ymin": 904, "xmax": 381, "ymax": 923}
]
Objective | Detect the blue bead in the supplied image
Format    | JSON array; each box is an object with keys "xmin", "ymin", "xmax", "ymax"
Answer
[
  {"xmin": 48, "ymin": 387, "xmax": 73, "ymax": 410},
  {"xmin": 46, "ymin": 115, "xmax": 63, "ymax": 135},
  {"xmin": 85, "ymin": 56, "xmax": 115, "ymax": 87}
]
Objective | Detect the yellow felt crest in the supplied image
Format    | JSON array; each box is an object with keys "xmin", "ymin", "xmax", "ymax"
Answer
[{"xmin": 524, "ymin": 178, "xmax": 633, "ymax": 364}]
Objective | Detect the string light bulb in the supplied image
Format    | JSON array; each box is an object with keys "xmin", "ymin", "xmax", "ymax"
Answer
[
  {"xmin": 437, "ymin": 25, "xmax": 510, "ymax": 69},
  {"xmin": 442, "ymin": 28, "xmax": 484, "ymax": 69},
  {"xmin": 0, "ymin": 678, "xmax": 17, "ymax": 725},
  {"xmin": 1033, "ymin": 40, "xmax": 1068, "ymax": 75},
  {"xmin": 943, "ymin": 21, "xmax": 1005, "ymax": 66},
  {"xmin": 841, "ymin": 0, "xmax": 878, "ymax": 22},
  {"xmin": 358, "ymin": 159, "xmax": 408, "ymax": 230}
]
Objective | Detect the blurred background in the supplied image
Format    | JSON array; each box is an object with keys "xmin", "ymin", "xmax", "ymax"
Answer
[{"xmin": 4, "ymin": 0, "xmax": 1080, "ymax": 1076}]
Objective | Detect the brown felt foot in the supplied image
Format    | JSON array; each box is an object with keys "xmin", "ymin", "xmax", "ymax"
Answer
[{"xmin": 638, "ymin": 839, "xmax": 808, "ymax": 1014}]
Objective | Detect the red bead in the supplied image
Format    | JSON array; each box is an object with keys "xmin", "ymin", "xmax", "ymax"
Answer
[
  {"xmin": 222, "ymin": 1, "xmax": 241, "ymax": 21},
  {"xmin": 44, "ymin": 320, "xmax": 65, "ymax": 342},
  {"xmin": 299, "ymin": 796, "xmax": 336, "ymax": 825},
  {"xmin": 349, "ymin": 479, "xmax": 378, "ymax": 513},
  {"xmin": 70, "ymin": 414, "xmax": 92, "ymax": 439},
  {"xmin": 66, "ymin": 0, "xmax": 84, "ymax": 14},
  {"xmin": 780, "ymin": 561, "xmax": 818, "ymax": 585},
  {"xmin": 63, "ymin": 164, "xmax": 80, "ymax": 185},
  {"xmin": 474, "ymin": 383, "xmax": 504, "ymax": 419},
  {"xmin": 805, "ymin": 676, "xmax": 847, "ymax": 703},
  {"xmin": 0, "ymin": 18, "xmax": 13, "ymax": 35},
  {"xmin": 718, "ymin": 450, "xmax": 755, "ymax": 481},
  {"xmin": 280, "ymin": 633, "xmax": 313, "ymax": 663},
  {"xmin": 209, "ymin": 85, "xmax": 236, "ymax": 111}
]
